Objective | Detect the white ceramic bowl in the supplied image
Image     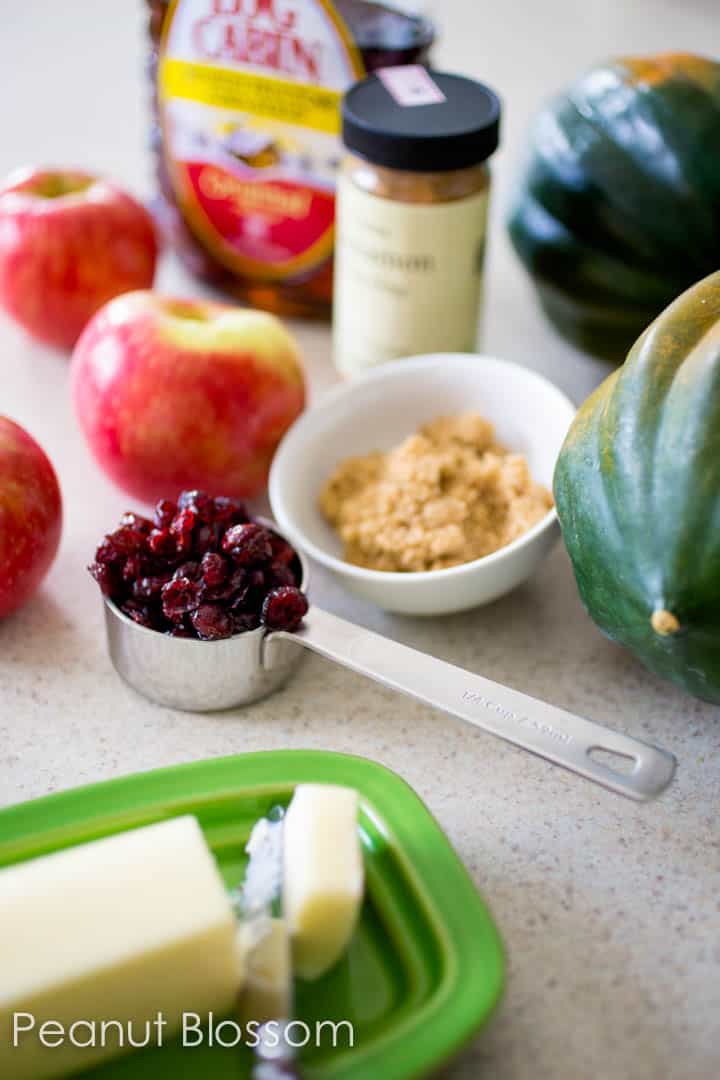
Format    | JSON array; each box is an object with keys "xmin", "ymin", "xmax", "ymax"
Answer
[{"xmin": 269, "ymin": 354, "xmax": 576, "ymax": 616}]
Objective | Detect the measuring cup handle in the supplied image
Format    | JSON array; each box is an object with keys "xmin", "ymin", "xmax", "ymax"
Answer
[{"xmin": 268, "ymin": 607, "xmax": 675, "ymax": 801}]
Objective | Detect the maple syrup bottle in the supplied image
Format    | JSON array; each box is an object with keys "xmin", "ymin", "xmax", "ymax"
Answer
[{"xmin": 147, "ymin": 0, "xmax": 434, "ymax": 318}]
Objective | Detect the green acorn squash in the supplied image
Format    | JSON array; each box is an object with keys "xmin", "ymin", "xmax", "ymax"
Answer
[
  {"xmin": 509, "ymin": 53, "xmax": 720, "ymax": 361},
  {"xmin": 554, "ymin": 271, "xmax": 720, "ymax": 703}
]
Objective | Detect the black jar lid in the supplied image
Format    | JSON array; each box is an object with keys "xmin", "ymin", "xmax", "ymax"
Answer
[{"xmin": 341, "ymin": 70, "xmax": 501, "ymax": 172}]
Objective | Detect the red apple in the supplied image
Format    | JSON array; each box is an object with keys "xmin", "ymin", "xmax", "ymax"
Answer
[
  {"xmin": 71, "ymin": 291, "xmax": 306, "ymax": 503},
  {"xmin": 0, "ymin": 167, "xmax": 157, "ymax": 350},
  {"xmin": 0, "ymin": 417, "xmax": 62, "ymax": 617}
]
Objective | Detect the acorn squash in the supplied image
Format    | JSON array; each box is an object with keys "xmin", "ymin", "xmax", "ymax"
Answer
[
  {"xmin": 554, "ymin": 271, "xmax": 720, "ymax": 702},
  {"xmin": 509, "ymin": 53, "xmax": 720, "ymax": 361}
]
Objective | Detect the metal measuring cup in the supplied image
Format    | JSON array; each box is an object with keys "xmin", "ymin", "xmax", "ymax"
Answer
[{"xmin": 103, "ymin": 525, "xmax": 676, "ymax": 803}]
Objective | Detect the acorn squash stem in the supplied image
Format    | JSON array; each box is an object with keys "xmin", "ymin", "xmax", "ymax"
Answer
[{"xmin": 650, "ymin": 609, "xmax": 681, "ymax": 636}]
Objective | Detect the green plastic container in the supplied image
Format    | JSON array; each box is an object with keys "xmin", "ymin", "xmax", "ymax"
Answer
[{"xmin": 0, "ymin": 750, "xmax": 505, "ymax": 1079}]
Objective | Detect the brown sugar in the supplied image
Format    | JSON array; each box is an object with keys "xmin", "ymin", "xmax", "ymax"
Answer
[{"xmin": 319, "ymin": 414, "xmax": 553, "ymax": 573}]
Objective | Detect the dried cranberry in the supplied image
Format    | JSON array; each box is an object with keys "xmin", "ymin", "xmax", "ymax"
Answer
[
  {"xmin": 228, "ymin": 565, "xmax": 248, "ymax": 589},
  {"xmin": 168, "ymin": 510, "xmax": 195, "ymax": 556},
  {"xmin": 88, "ymin": 561, "xmax": 120, "ymax": 596},
  {"xmin": 222, "ymin": 523, "xmax": 273, "ymax": 565},
  {"xmin": 174, "ymin": 560, "xmax": 200, "ymax": 581},
  {"xmin": 227, "ymin": 569, "xmax": 250, "ymax": 606},
  {"xmin": 161, "ymin": 576, "xmax": 200, "ymax": 621},
  {"xmin": 191, "ymin": 603, "xmax": 233, "ymax": 640},
  {"xmin": 122, "ymin": 554, "xmax": 143, "ymax": 582},
  {"xmin": 269, "ymin": 533, "xmax": 296, "ymax": 567},
  {"xmin": 121, "ymin": 600, "xmax": 159, "ymax": 630},
  {"xmin": 120, "ymin": 511, "xmax": 153, "ymax": 534},
  {"xmin": 193, "ymin": 521, "xmax": 221, "ymax": 556},
  {"xmin": 171, "ymin": 507, "xmax": 197, "ymax": 535},
  {"xmin": 133, "ymin": 574, "xmax": 172, "ymax": 601},
  {"xmin": 90, "ymin": 497, "xmax": 307, "ymax": 641},
  {"xmin": 200, "ymin": 552, "xmax": 228, "ymax": 588},
  {"xmin": 261, "ymin": 587, "xmax": 309, "ymax": 632},
  {"xmin": 267, "ymin": 563, "xmax": 297, "ymax": 589},
  {"xmin": 204, "ymin": 565, "xmax": 247, "ymax": 605},
  {"xmin": 248, "ymin": 568, "xmax": 266, "ymax": 589},
  {"xmin": 238, "ymin": 568, "xmax": 266, "ymax": 610},
  {"xmin": 94, "ymin": 537, "xmax": 125, "ymax": 565},
  {"xmin": 154, "ymin": 499, "xmax": 177, "ymax": 529},
  {"xmin": 108, "ymin": 526, "xmax": 145, "ymax": 555},
  {"xmin": 228, "ymin": 592, "xmax": 250, "ymax": 613},
  {"xmin": 213, "ymin": 496, "xmax": 248, "ymax": 526},
  {"xmin": 232, "ymin": 611, "xmax": 261, "ymax": 633},
  {"xmin": 178, "ymin": 489, "xmax": 215, "ymax": 523},
  {"xmin": 148, "ymin": 528, "xmax": 176, "ymax": 557}
]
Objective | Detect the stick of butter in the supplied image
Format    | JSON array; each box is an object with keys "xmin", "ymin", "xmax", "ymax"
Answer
[
  {"xmin": 237, "ymin": 917, "xmax": 292, "ymax": 1025},
  {"xmin": 0, "ymin": 815, "xmax": 244, "ymax": 1080},
  {"xmin": 282, "ymin": 784, "xmax": 364, "ymax": 980}
]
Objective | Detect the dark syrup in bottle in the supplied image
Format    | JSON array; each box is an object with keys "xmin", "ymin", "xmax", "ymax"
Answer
[{"xmin": 146, "ymin": 0, "xmax": 434, "ymax": 317}]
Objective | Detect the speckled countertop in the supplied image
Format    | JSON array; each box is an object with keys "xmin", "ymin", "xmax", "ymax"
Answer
[{"xmin": 2, "ymin": 3, "xmax": 719, "ymax": 1078}]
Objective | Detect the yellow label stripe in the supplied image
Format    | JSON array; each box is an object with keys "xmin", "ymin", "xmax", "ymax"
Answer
[{"xmin": 160, "ymin": 58, "xmax": 342, "ymax": 135}]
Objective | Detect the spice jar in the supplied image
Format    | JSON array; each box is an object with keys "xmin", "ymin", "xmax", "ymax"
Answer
[
  {"xmin": 146, "ymin": 1, "xmax": 435, "ymax": 319},
  {"xmin": 333, "ymin": 69, "xmax": 500, "ymax": 376}
]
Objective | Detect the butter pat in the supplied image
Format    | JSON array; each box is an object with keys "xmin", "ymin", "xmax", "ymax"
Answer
[
  {"xmin": 0, "ymin": 816, "xmax": 243, "ymax": 1079},
  {"xmin": 238, "ymin": 917, "xmax": 292, "ymax": 1024},
  {"xmin": 282, "ymin": 784, "xmax": 364, "ymax": 980}
]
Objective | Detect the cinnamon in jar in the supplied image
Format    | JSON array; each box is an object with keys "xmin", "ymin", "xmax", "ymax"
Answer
[{"xmin": 333, "ymin": 68, "xmax": 501, "ymax": 375}]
